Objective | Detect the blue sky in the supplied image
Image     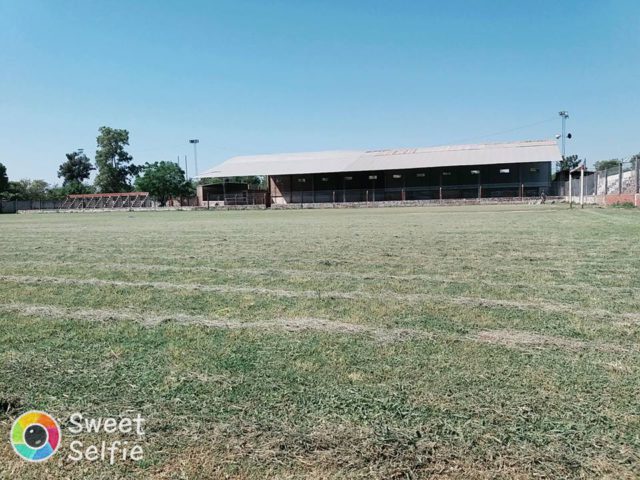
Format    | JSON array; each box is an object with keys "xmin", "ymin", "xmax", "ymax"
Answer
[{"xmin": 1, "ymin": 0, "xmax": 638, "ymax": 184}]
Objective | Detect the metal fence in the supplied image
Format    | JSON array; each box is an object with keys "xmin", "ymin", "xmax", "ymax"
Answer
[
  {"xmin": 271, "ymin": 184, "xmax": 548, "ymax": 205},
  {"xmin": 554, "ymin": 161, "xmax": 639, "ymax": 197},
  {"xmin": 0, "ymin": 199, "xmax": 64, "ymax": 213},
  {"xmin": 0, "ymin": 197, "xmax": 190, "ymax": 213},
  {"xmin": 203, "ymin": 192, "xmax": 267, "ymax": 206},
  {"xmin": 596, "ymin": 161, "xmax": 639, "ymax": 195}
]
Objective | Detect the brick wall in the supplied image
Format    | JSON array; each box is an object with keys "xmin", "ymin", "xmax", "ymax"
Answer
[{"xmin": 602, "ymin": 194, "xmax": 640, "ymax": 207}]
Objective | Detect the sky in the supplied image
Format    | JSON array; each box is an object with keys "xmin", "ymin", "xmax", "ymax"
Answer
[{"xmin": 1, "ymin": 0, "xmax": 638, "ymax": 184}]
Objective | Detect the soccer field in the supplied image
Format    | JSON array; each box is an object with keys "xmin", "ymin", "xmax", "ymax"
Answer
[{"xmin": 1, "ymin": 205, "xmax": 639, "ymax": 478}]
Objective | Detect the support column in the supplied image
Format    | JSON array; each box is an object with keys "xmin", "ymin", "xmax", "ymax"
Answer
[
  {"xmin": 518, "ymin": 164, "xmax": 523, "ymax": 199},
  {"xmin": 402, "ymin": 174, "xmax": 406, "ymax": 201},
  {"xmin": 580, "ymin": 167, "xmax": 584, "ymax": 208},
  {"xmin": 569, "ymin": 171, "xmax": 573, "ymax": 208}
]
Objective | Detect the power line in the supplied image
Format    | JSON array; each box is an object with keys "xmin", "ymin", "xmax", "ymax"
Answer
[{"xmin": 431, "ymin": 116, "xmax": 557, "ymax": 147}]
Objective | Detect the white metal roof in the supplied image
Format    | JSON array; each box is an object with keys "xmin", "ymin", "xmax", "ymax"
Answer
[{"xmin": 196, "ymin": 140, "xmax": 561, "ymax": 178}]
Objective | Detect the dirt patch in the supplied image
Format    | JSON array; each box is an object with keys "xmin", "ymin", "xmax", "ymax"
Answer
[
  {"xmin": 0, "ymin": 302, "xmax": 424, "ymax": 343},
  {"xmin": 0, "ymin": 396, "xmax": 21, "ymax": 415},
  {"xmin": 2, "ymin": 302, "xmax": 628, "ymax": 353},
  {"xmin": 7, "ymin": 259, "xmax": 640, "ymax": 296},
  {"xmin": 454, "ymin": 296, "xmax": 640, "ymax": 323},
  {"xmin": 471, "ymin": 329, "xmax": 627, "ymax": 353},
  {"xmin": 4, "ymin": 275, "xmax": 637, "ymax": 326}
]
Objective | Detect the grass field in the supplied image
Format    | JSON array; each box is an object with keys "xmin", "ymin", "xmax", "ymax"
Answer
[{"xmin": 1, "ymin": 205, "xmax": 639, "ymax": 479}]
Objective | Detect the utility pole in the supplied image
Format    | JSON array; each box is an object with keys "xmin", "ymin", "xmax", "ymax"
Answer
[
  {"xmin": 189, "ymin": 139, "xmax": 199, "ymax": 177},
  {"xmin": 184, "ymin": 155, "xmax": 188, "ymax": 179}
]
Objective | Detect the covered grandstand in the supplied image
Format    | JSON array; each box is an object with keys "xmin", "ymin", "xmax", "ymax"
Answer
[{"xmin": 197, "ymin": 140, "xmax": 562, "ymax": 205}]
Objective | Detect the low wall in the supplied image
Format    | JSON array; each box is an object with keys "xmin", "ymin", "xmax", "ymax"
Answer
[
  {"xmin": 18, "ymin": 205, "xmax": 267, "ymax": 214},
  {"xmin": 270, "ymin": 197, "xmax": 559, "ymax": 210},
  {"xmin": 601, "ymin": 194, "xmax": 640, "ymax": 207},
  {"xmin": 565, "ymin": 195, "xmax": 639, "ymax": 207},
  {"xmin": 566, "ymin": 195, "xmax": 602, "ymax": 205}
]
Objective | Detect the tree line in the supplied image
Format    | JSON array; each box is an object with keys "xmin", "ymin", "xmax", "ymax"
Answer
[{"xmin": 0, "ymin": 127, "xmax": 196, "ymax": 206}]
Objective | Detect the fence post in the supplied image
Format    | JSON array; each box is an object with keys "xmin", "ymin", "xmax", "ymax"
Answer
[
  {"xmin": 636, "ymin": 159, "xmax": 640, "ymax": 194},
  {"xmin": 619, "ymin": 163, "xmax": 623, "ymax": 194},
  {"xmin": 594, "ymin": 171, "xmax": 598, "ymax": 196}
]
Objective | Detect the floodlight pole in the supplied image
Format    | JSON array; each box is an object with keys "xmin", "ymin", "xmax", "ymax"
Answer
[
  {"xmin": 559, "ymin": 111, "xmax": 569, "ymax": 158},
  {"xmin": 189, "ymin": 139, "xmax": 200, "ymax": 178}
]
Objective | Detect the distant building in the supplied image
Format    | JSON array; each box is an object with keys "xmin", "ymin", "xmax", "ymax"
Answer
[{"xmin": 197, "ymin": 140, "xmax": 561, "ymax": 206}]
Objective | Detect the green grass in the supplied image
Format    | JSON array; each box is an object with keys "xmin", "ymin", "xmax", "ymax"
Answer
[{"xmin": 1, "ymin": 205, "xmax": 639, "ymax": 479}]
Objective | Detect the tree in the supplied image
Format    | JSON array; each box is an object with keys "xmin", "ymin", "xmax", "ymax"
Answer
[
  {"xmin": 6, "ymin": 179, "xmax": 51, "ymax": 200},
  {"xmin": 50, "ymin": 182, "xmax": 95, "ymax": 198},
  {"xmin": 134, "ymin": 161, "xmax": 192, "ymax": 206},
  {"xmin": 199, "ymin": 175, "xmax": 266, "ymax": 188},
  {"xmin": 594, "ymin": 159, "xmax": 622, "ymax": 171},
  {"xmin": 557, "ymin": 154, "xmax": 582, "ymax": 171},
  {"xmin": 0, "ymin": 162, "xmax": 8, "ymax": 193},
  {"xmin": 179, "ymin": 179, "xmax": 197, "ymax": 198},
  {"xmin": 58, "ymin": 151, "xmax": 94, "ymax": 187},
  {"xmin": 94, "ymin": 127, "xmax": 138, "ymax": 193}
]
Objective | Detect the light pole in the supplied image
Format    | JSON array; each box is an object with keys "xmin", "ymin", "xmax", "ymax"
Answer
[
  {"xmin": 558, "ymin": 111, "xmax": 569, "ymax": 158},
  {"xmin": 189, "ymin": 139, "xmax": 199, "ymax": 177}
]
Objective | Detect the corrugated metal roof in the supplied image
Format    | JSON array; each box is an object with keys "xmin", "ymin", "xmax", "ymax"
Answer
[{"xmin": 196, "ymin": 140, "xmax": 561, "ymax": 178}]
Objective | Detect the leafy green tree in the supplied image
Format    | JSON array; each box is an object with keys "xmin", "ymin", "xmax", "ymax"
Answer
[
  {"xmin": 58, "ymin": 151, "xmax": 94, "ymax": 186},
  {"xmin": 199, "ymin": 175, "xmax": 265, "ymax": 188},
  {"xmin": 6, "ymin": 179, "xmax": 51, "ymax": 200},
  {"xmin": 0, "ymin": 162, "xmax": 8, "ymax": 193},
  {"xmin": 135, "ymin": 161, "xmax": 192, "ymax": 206},
  {"xmin": 594, "ymin": 159, "xmax": 622, "ymax": 171},
  {"xmin": 557, "ymin": 154, "xmax": 582, "ymax": 171},
  {"xmin": 179, "ymin": 179, "xmax": 197, "ymax": 198},
  {"xmin": 94, "ymin": 127, "xmax": 138, "ymax": 192},
  {"xmin": 49, "ymin": 182, "xmax": 95, "ymax": 198},
  {"xmin": 28, "ymin": 179, "xmax": 50, "ymax": 200}
]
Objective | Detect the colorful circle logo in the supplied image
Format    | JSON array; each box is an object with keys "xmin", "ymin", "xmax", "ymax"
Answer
[{"xmin": 10, "ymin": 411, "xmax": 61, "ymax": 462}]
